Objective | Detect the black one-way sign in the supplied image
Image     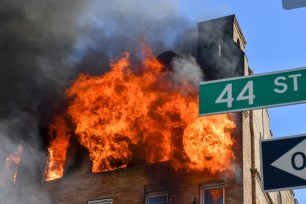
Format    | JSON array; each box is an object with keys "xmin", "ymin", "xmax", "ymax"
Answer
[
  {"xmin": 260, "ymin": 134, "xmax": 306, "ymax": 192},
  {"xmin": 282, "ymin": 0, "xmax": 306, "ymax": 10}
]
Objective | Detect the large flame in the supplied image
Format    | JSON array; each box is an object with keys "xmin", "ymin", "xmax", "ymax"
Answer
[
  {"xmin": 44, "ymin": 116, "xmax": 70, "ymax": 181},
  {"xmin": 45, "ymin": 45, "xmax": 236, "ymax": 179}
]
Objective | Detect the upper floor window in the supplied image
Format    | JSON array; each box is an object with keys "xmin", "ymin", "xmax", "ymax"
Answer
[
  {"xmin": 202, "ymin": 185, "xmax": 224, "ymax": 204},
  {"xmin": 145, "ymin": 191, "xmax": 168, "ymax": 204}
]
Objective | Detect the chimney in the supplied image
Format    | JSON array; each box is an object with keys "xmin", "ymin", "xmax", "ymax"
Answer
[{"xmin": 197, "ymin": 15, "xmax": 247, "ymax": 80}]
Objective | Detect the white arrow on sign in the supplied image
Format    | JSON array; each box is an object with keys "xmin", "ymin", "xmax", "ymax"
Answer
[{"xmin": 271, "ymin": 139, "xmax": 306, "ymax": 180}]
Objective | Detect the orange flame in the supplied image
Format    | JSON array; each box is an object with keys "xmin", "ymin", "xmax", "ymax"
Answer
[
  {"xmin": 209, "ymin": 188, "xmax": 223, "ymax": 204},
  {"xmin": 44, "ymin": 116, "xmax": 70, "ymax": 181},
  {"xmin": 58, "ymin": 45, "xmax": 237, "ymax": 174}
]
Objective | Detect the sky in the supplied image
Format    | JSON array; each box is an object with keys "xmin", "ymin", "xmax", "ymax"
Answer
[{"xmin": 178, "ymin": 0, "xmax": 306, "ymax": 202}]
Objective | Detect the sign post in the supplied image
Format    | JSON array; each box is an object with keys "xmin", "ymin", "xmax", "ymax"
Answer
[
  {"xmin": 260, "ymin": 134, "xmax": 306, "ymax": 192},
  {"xmin": 282, "ymin": 0, "xmax": 306, "ymax": 10},
  {"xmin": 199, "ymin": 67, "xmax": 306, "ymax": 116}
]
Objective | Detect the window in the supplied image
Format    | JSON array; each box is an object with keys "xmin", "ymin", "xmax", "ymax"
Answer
[
  {"xmin": 201, "ymin": 185, "xmax": 224, "ymax": 204},
  {"xmin": 145, "ymin": 191, "xmax": 168, "ymax": 204},
  {"xmin": 88, "ymin": 198, "xmax": 113, "ymax": 204}
]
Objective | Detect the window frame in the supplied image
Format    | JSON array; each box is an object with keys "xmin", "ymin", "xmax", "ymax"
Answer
[
  {"xmin": 200, "ymin": 183, "xmax": 224, "ymax": 204},
  {"xmin": 145, "ymin": 191, "xmax": 168, "ymax": 204},
  {"xmin": 87, "ymin": 198, "xmax": 113, "ymax": 204}
]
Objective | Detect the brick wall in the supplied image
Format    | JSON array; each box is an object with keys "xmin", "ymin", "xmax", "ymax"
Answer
[
  {"xmin": 42, "ymin": 162, "xmax": 244, "ymax": 204},
  {"xmin": 242, "ymin": 106, "xmax": 296, "ymax": 203},
  {"xmin": 41, "ymin": 106, "xmax": 297, "ymax": 204}
]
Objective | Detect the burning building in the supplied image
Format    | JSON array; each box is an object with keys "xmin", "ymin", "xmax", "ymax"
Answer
[
  {"xmin": 0, "ymin": 11, "xmax": 298, "ymax": 204},
  {"xmin": 38, "ymin": 15, "xmax": 297, "ymax": 204}
]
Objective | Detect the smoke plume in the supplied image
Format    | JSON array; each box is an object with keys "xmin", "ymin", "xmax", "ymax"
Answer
[
  {"xmin": 0, "ymin": 111, "xmax": 51, "ymax": 204},
  {"xmin": 172, "ymin": 55, "xmax": 203, "ymax": 87},
  {"xmin": 0, "ymin": 0, "xmax": 200, "ymax": 110}
]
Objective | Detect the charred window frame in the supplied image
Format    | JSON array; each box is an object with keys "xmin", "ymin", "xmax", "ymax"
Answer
[
  {"xmin": 88, "ymin": 198, "xmax": 113, "ymax": 204},
  {"xmin": 145, "ymin": 191, "xmax": 168, "ymax": 204},
  {"xmin": 201, "ymin": 183, "xmax": 224, "ymax": 204}
]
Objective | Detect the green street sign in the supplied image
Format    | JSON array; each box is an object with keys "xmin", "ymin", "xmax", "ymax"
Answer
[{"xmin": 199, "ymin": 67, "xmax": 306, "ymax": 116}]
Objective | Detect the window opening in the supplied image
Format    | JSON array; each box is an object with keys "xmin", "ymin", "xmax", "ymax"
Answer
[
  {"xmin": 201, "ymin": 185, "xmax": 224, "ymax": 204},
  {"xmin": 145, "ymin": 191, "xmax": 168, "ymax": 204},
  {"xmin": 88, "ymin": 198, "xmax": 113, "ymax": 204}
]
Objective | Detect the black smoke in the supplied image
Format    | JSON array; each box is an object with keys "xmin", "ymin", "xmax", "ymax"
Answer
[{"xmin": 0, "ymin": 0, "xmax": 199, "ymax": 110}]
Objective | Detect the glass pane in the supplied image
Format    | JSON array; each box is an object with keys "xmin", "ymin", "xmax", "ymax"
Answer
[
  {"xmin": 149, "ymin": 194, "xmax": 168, "ymax": 204},
  {"xmin": 204, "ymin": 187, "xmax": 223, "ymax": 204}
]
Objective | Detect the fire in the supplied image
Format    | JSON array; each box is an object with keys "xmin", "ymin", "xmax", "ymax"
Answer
[
  {"xmin": 0, "ymin": 145, "xmax": 22, "ymax": 186},
  {"xmin": 44, "ymin": 116, "xmax": 70, "ymax": 181},
  {"xmin": 183, "ymin": 115, "xmax": 235, "ymax": 173},
  {"xmin": 209, "ymin": 188, "xmax": 223, "ymax": 204},
  {"xmin": 45, "ymin": 44, "xmax": 236, "ymax": 178}
]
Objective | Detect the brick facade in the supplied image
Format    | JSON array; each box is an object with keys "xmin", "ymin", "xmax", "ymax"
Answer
[{"xmin": 43, "ymin": 162, "xmax": 243, "ymax": 204}]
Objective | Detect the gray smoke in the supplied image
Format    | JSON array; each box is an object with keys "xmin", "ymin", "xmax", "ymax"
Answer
[
  {"xmin": 0, "ymin": 0, "xmax": 88, "ymax": 110},
  {"xmin": 0, "ymin": 0, "xmax": 201, "ymax": 110},
  {"xmin": 0, "ymin": 1, "xmax": 88, "ymax": 200},
  {"xmin": 171, "ymin": 55, "xmax": 203, "ymax": 87},
  {"xmin": 0, "ymin": 111, "xmax": 51, "ymax": 204}
]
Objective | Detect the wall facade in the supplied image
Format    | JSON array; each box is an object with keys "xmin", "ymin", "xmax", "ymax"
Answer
[{"xmin": 43, "ymin": 162, "xmax": 243, "ymax": 204}]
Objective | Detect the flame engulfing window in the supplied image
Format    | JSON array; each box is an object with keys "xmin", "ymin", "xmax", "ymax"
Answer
[
  {"xmin": 145, "ymin": 191, "xmax": 168, "ymax": 204},
  {"xmin": 88, "ymin": 198, "xmax": 113, "ymax": 204},
  {"xmin": 202, "ymin": 185, "xmax": 224, "ymax": 204},
  {"xmin": 44, "ymin": 116, "xmax": 70, "ymax": 181}
]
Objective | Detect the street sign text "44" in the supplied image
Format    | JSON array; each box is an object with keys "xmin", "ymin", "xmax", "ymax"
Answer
[{"xmin": 199, "ymin": 67, "xmax": 306, "ymax": 115}]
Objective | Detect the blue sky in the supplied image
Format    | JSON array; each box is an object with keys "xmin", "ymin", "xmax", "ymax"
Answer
[{"xmin": 179, "ymin": 0, "xmax": 306, "ymax": 202}]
